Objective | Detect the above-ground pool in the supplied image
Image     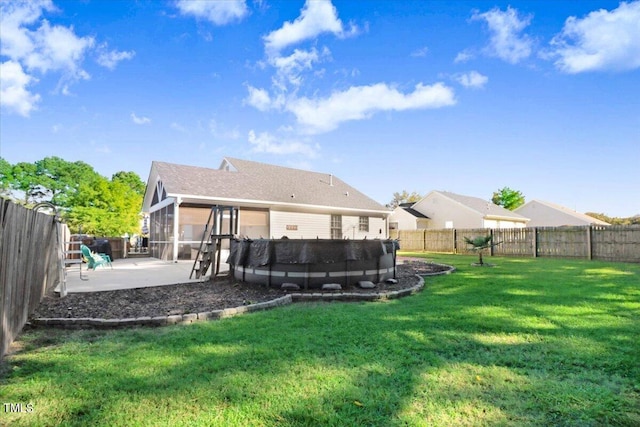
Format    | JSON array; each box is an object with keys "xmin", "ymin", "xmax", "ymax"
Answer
[{"xmin": 227, "ymin": 238, "xmax": 398, "ymax": 289}]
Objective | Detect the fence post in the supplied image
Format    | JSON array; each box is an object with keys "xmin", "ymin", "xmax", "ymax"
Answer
[
  {"xmin": 452, "ymin": 229, "xmax": 457, "ymax": 254},
  {"xmin": 490, "ymin": 228, "xmax": 495, "ymax": 257},
  {"xmin": 533, "ymin": 227, "xmax": 538, "ymax": 258},
  {"xmin": 587, "ymin": 226, "xmax": 592, "ymax": 260}
]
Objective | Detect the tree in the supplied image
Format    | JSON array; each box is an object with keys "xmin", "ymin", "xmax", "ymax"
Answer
[
  {"xmin": 0, "ymin": 157, "xmax": 144, "ymax": 236},
  {"xmin": 35, "ymin": 157, "xmax": 99, "ymax": 207},
  {"xmin": 492, "ymin": 187, "xmax": 525, "ymax": 210},
  {"xmin": 387, "ymin": 190, "xmax": 423, "ymax": 208},
  {"xmin": 65, "ymin": 174, "xmax": 143, "ymax": 236},
  {"xmin": 9, "ymin": 162, "xmax": 41, "ymax": 204},
  {"xmin": 112, "ymin": 171, "xmax": 146, "ymax": 195},
  {"xmin": 585, "ymin": 212, "xmax": 638, "ymax": 226},
  {"xmin": 0, "ymin": 157, "xmax": 13, "ymax": 197}
]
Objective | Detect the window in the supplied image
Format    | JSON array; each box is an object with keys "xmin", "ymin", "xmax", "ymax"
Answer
[
  {"xmin": 331, "ymin": 215, "xmax": 342, "ymax": 239},
  {"xmin": 359, "ymin": 216, "xmax": 369, "ymax": 232}
]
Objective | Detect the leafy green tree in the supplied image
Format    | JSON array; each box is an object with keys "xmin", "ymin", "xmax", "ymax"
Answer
[
  {"xmin": 65, "ymin": 175, "xmax": 143, "ymax": 236},
  {"xmin": 387, "ymin": 190, "xmax": 423, "ymax": 208},
  {"xmin": 35, "ymin": 157, "xmax": 99, "ymax": 207},
  {"xmin": 112, "ymin": 171, "xmax": 146, "ymax": 195},
  {"xmin": 585, "ymin": 212, "xmax": 636, "ymax": 225},
  {"xmin": 491, "ymin": 187, "xmax": 525, "ymax": 210},
  {"xmin": 0, "ymin": 157, "xmax": 13, "ymax": 197},
  {"xmin": 10, "ymin": 162, "xmax": 41, "ymax": 204},
  {"xmin": 1, "ymin": 157, "xmax": 144, "ymax": 236}
]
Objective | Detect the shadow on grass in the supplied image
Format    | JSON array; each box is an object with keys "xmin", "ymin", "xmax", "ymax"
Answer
[{"xmin": 2, "ymin": 254, "xmax": 639, "ymax": 426}]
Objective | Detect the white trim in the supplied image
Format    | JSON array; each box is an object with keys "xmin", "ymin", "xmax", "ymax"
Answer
[
  {"xmin": 166, "ymin": 192, "xmax": 390, "ymax": 216},
  {"xmin": 172, "ymin": 197, "xmax": 181, "ymax": 262},
  {"xmin": 148, "ymin": 196, "xmax": 175, "ymax": 213}
]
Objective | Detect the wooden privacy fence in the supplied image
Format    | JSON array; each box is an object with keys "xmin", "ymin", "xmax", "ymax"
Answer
[
  {"xmin": 391, "ymin": 225, "xmax": 640, "ymax": 263},
  {"xmin": 1, "ymin": 199, "xmax": 65, "ymax": 358}
]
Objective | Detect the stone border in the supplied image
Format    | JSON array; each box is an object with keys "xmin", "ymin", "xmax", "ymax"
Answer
[{"xmin": 31, "ymin": 268, "xmax": 449, "ymax": 329}]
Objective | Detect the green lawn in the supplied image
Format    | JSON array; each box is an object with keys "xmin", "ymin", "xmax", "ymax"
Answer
[{"xmin": 2, "ymin": 254, "xmax": 639, "ymax": 426}]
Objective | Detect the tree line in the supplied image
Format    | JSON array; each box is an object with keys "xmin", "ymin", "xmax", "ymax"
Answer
[{"xmin": 0, "ymin": 156, "xmax": 145, "ymax": 236}]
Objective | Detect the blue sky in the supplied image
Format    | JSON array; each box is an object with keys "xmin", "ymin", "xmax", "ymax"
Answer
[{"xmin": 1, "ymin": 0, "xmax": 639, "ymax": 217}]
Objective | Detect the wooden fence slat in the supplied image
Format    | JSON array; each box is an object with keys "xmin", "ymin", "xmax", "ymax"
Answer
[
  {"xmin": 390, "ymin": 225, "xmax": 640, "ymax": 263},
  {"xmin": 1, "ymin": 200, "xmax": 65, "ymax": 358}
]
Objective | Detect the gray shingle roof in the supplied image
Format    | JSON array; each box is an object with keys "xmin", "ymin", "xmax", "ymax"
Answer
[
  {"xmin": 438, "ymin": 191, "xmax": 528, "ymax": 220},
  {"xmin": 517, "ymin": 200, "xmax": 610, "ymax": 225},
  {"xmin": 150, "ymin": 158, "xmax": 388, "ymax": 212}
]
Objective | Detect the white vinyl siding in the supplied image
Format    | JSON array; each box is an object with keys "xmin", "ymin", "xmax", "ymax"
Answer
[
  {"xmin": 270, "ymin": 211, "xmax": 387, "ymax": 239},
  {"xmin": 270, "ymin": 211, "xmax": 332, "ymax": 239},
  {"xmin": 388, "ymin": 207, "xmax": 430, "ymax": 231},
  {"xmin": 341, "ymin": 215, "xmax": 386, "ymax": 239},
  {"xmin": 483, "ymin": 219, "xmax": 526, "ymax": 229}
]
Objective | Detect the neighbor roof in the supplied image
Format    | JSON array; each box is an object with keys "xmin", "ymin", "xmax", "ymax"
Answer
[
  {"xmin": 144, "ymin": 158, "xmax": 389, "ymax": 213},
  {"xmin": 399, "ymin": 206, "xmax": 429, "ymax": 219},
  {"xmin": 436, "ymin": 191, "xmax": 529, "ymax": 220},
  {"xmin": 517, "ymin": 199, "xmax": 610, "ymax": 225}
]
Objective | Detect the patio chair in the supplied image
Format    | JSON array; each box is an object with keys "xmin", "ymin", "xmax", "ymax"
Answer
[{"xmin": 80, "ymin": 244, "xmax": 112, "ymax": 270}]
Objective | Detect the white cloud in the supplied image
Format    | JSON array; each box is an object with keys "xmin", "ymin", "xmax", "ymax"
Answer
[
  {"xmin": 0, "ymin": 0, "xmax": 130, "ymax": 114},
  {"xmin": 411, "ymin": 46, "xmax": 429, "ymax": 57},
  {"xmin": 454, "ymin": 50, "xmax": 473, "ymax": 63},
  {"xmin": 263, "ymin": 0, "xmax": 355, "ymax": 56},
  {"xmin": 455, "ymin": 71, "xmax": 488, "ymax": 89},
  {"xmin": 176, "ymin": 0, "xmax": 248, "ymax": 25},
  {"xmin": 287, "ymin": 82, "xmax": 456, "ymax": 134},
  {"xmin": 0, "ymin": 60, "xmax": 41, "ymax": 116},
  {"xmin": 244, "ymin": 85, "xmax": 273, "ymax": 111},
  {"xmin": 472, "ymin": 6, "xmax": 533, "ymax": 64},
  {"xmin": 248, "ymin": 130, "xmax": 318, "ymax": 157},
  {"xmin": 549, "ymin": 1, "xmax": 640, "ymax": 73},
  {"xmin": 0, "ymin": 0, "xmax": 54, "ymax": 59},
  {"xmin": 96, "ymin": 45, "xmax": 135, "ymax": 70},
  {"xmin": 24, "ymin": 20, "xmax": 94, "ymax": 74},
  {"xmin": 271, "ymin": 47, "xmax": 329, "ymax": 89},
  {"xmin": 131, "ymin": 112, "xmax": 151, "ymax": 125}
]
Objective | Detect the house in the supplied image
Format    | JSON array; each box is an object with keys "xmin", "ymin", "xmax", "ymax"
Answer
[
  {"xmin": 389, "ymin": 190, "xmax": 529, "ymax": 230},
  {"xmin": 142, "ymin": 157, "xmax": 391, "ymax": 261},
  {"xmin": 388, "ymin": 203, "xmax": 430, "ymax": 231},
  {"xmin": 514, "ymin": 200, "xmax": 610, "ymax": 227}
]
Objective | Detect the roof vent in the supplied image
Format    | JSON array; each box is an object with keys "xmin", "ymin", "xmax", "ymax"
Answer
[{"xmin": 330, "ymin": 174, "xmax": 333, "ymax": 186}]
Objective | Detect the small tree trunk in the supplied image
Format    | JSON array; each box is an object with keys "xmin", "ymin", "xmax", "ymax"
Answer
[{"xmin": 478, "ymin": 251, "xmax": 484, "ymax": 265}]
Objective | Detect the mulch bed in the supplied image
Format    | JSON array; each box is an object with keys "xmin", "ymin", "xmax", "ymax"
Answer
[{"xmin": 32, "ymin": 262, "xmax": 451, "ymax": 320}]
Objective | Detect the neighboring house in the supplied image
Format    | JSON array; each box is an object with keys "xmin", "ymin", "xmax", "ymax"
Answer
[
  {"xmin": 142, "ymin": 157, "xmax": 391, "ymax": 261},
  {"xmin": 388, "ymin": 203, "xmax": 430, "ymax": 231},
  {"xmin": 514, "ymin": 200, "xmax": 610, "ymax": 227},
  {"xmin": 389, "ymin": 190, "xmax": 529, "ymax": 230}
]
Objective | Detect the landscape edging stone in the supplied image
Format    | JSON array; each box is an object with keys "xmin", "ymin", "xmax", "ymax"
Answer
[{"xmin": 31, "ymin": 270, "xmax": 445, "ymax": 329}]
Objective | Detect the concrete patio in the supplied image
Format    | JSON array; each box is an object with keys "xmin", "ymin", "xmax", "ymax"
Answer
[{"xmin": 59, "ymin": 257, "xmax": 228, "ymax": 293}]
